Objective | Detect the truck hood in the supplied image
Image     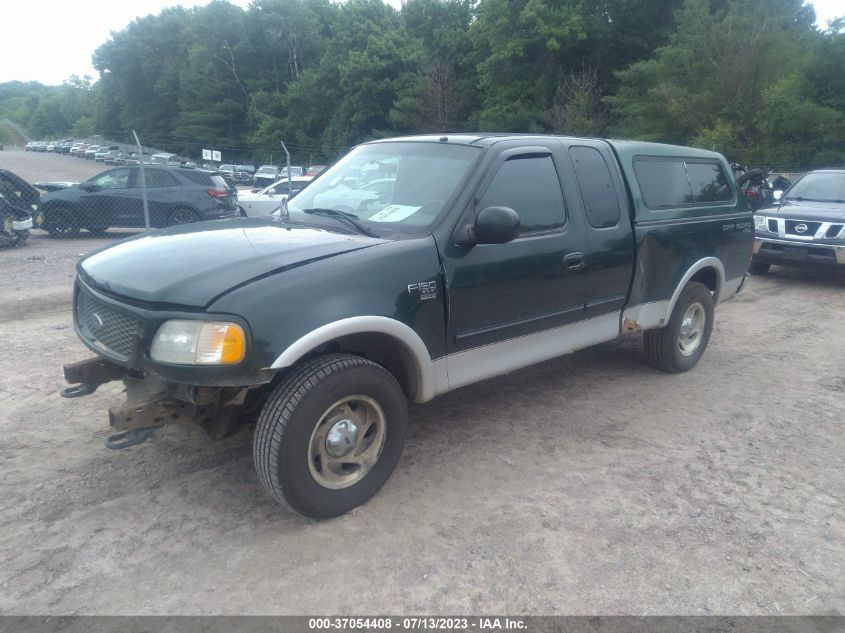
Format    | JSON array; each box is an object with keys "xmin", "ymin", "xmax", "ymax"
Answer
[
  {"xmin": 762, "ymin": 198, "xmax": 845, "ymax": 222},
  {"xmin": 79, "ymin": 218, "xmax": 386, "ymax": 307}
]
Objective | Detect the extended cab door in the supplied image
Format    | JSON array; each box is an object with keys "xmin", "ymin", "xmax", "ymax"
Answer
[
  {"xmin": 561, "ymin": 141, "xmax": 635, "ymax": 320},
  {"xmin": 439, "ymin": 141, "xmax": 590, "ymax": 386}
]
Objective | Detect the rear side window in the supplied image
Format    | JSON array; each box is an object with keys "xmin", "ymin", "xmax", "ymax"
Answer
[
  {"xmin": 180, "ymin": 171, "xmax": 227, "ymax": 188},
  {"xmin": 686, "ymin": 162, "xmax": 732, "ymax": 202},
  {"xmin": 144, "ymin": 169, "xmax": 179, "ymax": 188},
  {"xmin": 635, "ymin": 158, "xmax": 733, "ymax": 208},
  {"xmin": 478, "ymin": 155, "xmax": 566, "ymax": 234},
  {"xmin": 569, "ymin": 146, "xmax": 621, "ymax": 228}
]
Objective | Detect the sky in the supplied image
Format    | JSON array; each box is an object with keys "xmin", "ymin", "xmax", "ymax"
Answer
[{"xmin": 1, "ymin": 0, "xmax": 842, "ymax": 86}]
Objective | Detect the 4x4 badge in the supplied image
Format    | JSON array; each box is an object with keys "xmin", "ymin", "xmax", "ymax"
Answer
[{"xmin": 408, "ymin": 281, "xmax": 437, "ymax": 301}]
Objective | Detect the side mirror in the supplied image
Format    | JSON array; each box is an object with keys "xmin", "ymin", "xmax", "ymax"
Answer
[
  {"xmin": 79, "ymin": 182, "xmax": 99, "ymax": 192},
  {"xmin": 773, "ymin": 190, "xmax": 784, "ymax": 201},
  {"xmin": 473, "ymin": 206, "xmax": 520, "ymax": 244}
]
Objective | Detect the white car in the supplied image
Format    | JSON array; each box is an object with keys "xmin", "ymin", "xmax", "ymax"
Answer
[{"xmin": 237, "ymin": 176, "xmax": 314, "ymax": 217}]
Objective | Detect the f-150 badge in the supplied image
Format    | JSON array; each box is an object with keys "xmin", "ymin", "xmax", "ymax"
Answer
[{"xmin": 408, "ymin": 281, "xmax": 437, "ymax": 301}]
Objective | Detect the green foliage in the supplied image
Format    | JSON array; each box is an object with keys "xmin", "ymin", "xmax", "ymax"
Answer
[{"xmin": 0, "ymin": 0, "xmax": 842, "ymax": 169}]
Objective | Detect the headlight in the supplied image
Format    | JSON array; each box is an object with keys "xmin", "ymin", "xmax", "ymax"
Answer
[
  {"xmin": 753, "ymin": 215, "xmax": 769, "ymax": 232},
  {"xmin": 150, "ymin": 320, "xmax": 245, "ymax": 365}
]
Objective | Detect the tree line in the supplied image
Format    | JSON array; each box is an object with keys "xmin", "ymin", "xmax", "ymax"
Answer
[{"xmin": 1, "ymin": 0, "xmax": 843, "ymax": 168}]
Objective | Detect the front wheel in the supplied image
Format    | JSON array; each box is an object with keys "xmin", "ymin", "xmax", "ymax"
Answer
[
  {"xmin": 643, "ymin": 281, "xmax": 714, "ymax": 373},
  {"xmin": 44, "ymin": 207, "xmax": 80, "ymax": 238},
  {"xmin": 254, "ymin": 354, "xmax": 408, "ymax": 518}
]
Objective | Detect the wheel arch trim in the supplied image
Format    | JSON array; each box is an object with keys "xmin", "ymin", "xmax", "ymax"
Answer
[
  {"xmin": 622, "ymin": 257, "xmax": 725, "ymax": 330},
  {"xmin": 269, "ymin": 316, "xmax": 441, "ymax": 402}
]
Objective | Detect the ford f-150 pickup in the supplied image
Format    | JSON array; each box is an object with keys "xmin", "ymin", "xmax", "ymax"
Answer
[{"xmin": 62, "ymin": 134, "xmax": 754, "ymax": 517}]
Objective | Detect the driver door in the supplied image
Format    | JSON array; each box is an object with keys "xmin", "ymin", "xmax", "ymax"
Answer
[
  {"xmin": 80, "ymin": 168, "xmax": 136, "ymax": 227},
  {"xmin": 439, "ymin": 141, "xmax": 591, "ymax": 388}
]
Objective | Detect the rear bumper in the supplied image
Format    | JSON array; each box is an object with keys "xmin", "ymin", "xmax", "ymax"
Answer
[{"xmin": 753, "ymin": 236, "xmax": 845, "ymax": 268}]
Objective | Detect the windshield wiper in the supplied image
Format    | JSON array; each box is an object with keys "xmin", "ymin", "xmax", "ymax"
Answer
[{"xmin": 301, "ymin": 208, "xmax": 379, "ymax": 237}]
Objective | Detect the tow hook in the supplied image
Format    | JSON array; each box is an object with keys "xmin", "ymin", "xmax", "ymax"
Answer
[
  {"xmin": 60, "ymin": 357, "xmax": 127, "ymax": 399},
  {"xmin": 61, "ymin": 383, "xmax": 100, "ymax": 398},
  {"xmin": 105, "ymin": 427, "xmax": 158, "ymax": 450}
]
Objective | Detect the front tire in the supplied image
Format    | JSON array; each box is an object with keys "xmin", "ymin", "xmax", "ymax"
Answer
[
  {"xmin": 254, "ymin": 354, "xmax": 408, "ymax": 518},
  {"xmin": 643, "ymin": 281, "xmax": 714, "ymax": 373},
  {"xmin": 44, "ymin": 207, "xmax": 80, "ymax": 238}
]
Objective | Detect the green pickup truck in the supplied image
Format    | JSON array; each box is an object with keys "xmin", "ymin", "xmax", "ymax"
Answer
[{"xmin": 63, "ymin": 134, "xmax": 753, "ymax": 517}]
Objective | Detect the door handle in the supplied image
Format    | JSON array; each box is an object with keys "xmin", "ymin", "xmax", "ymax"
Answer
[{"xmin": 563, "ymin": 252, "xmax": 586, "ymax": 270}]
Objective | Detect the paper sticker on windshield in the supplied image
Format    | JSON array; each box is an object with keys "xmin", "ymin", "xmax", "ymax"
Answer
[{"xmin": 368, "ymin": 205, "xmax": 421, "ymax": 223}]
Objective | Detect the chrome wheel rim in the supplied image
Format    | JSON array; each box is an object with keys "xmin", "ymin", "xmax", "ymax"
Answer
[
  {"xmin": 307, "ymin": 395, "xmax": 387, "ymax": 490},
  {"xmin": 678, "ymin": 302, "xmax": 706, "ymax": 356}
]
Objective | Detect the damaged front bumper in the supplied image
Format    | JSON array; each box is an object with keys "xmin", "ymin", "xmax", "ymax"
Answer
[{"xmin": 61, "ymin": 356, "xmax": 265, "ymax": 447}]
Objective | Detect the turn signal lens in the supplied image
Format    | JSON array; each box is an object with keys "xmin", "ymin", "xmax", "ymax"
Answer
[
  {"xmin": 195, "ymin": 323, "xmax": 245, "ymax": 364},
  {"xmin": 151, "ymin": 320, "xmax": 245, "ymax": 365}
]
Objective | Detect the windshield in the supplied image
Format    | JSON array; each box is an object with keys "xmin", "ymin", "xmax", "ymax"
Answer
[
  {"xmin": 286, "ymin": 141, "xmax": 480, "ymax": 235},
  {"xmin": 785, "ymin": 172, "xmax": 845, "ymax": 202}
]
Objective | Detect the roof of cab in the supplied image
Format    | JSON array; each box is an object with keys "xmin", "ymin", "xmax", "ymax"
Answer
[{"xmin": 368, "ymin": 134, "xmax": 726, "ymax": 158}]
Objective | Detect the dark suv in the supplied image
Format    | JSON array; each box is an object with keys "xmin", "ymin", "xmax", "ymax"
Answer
[{"xmin": 40, "ymin": 165, "xmax": 239, "ymax": 237}]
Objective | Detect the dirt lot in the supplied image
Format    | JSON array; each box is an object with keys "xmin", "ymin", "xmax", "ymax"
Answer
[{"xmin": 1, "ymin": 149, "xmax": 843, "ymax": 615}]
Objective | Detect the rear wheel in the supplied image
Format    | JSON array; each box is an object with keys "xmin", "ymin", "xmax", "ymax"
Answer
[
  {"xmin": 44, "ymin": 207, "xmax": 80, "ymax": 238},
  {"xmin": 169, "ymin": 207, "xmax": 200, "ymax": 226},
  {"xmin": 643, "ymin": 281, "xmax": 714, "ymax": 373},
  {"xmin": 85, "ymin": 226, "xmax": 109, "ymax": 236},
  {"xmin": 748, "ymin": 261, "xmax": 770, "ymax": 275},
  {"xmin": 254, "ymin": 353, "xmax": 408, "ymax": 518}
]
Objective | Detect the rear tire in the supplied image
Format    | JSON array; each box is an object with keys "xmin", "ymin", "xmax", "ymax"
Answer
[
  {"xmin": 748, "ymin": 261, "xmax": 770, "ymax": 275},
  {"xmin": 44, "ymin": 207, "xmax": 80, "ymax": 238},
  {"xmin": 169, "ymin": 207, "xmax": 200, "ymax": 226},
  {"xmin": 254, "ymin": 353, "xmax": 408, "ymax": 518},
  {"xmin": 643, "ymin": 281, "xmax": 714, "ymax": 373},
  {"xmin": 85, "ymin": 226, "xmax": 109, "ymax": 236}
]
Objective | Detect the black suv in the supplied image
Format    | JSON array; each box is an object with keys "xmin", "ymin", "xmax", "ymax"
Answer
[{"xmin": 40, "ymin": 165, "xmax": 239, "ymax": 237}]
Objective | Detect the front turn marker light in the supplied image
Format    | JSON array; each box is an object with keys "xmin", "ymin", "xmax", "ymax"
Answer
[{"xmin": 151, "ymin": 320, "xmax": 245, "ymax": 365}]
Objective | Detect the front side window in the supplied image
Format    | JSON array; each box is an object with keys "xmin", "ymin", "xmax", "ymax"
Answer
[
  {"xmin": 90, "ymin": 169, "xmax": 132, "ymax": 190},
  {"xmin": 477, "ymin": 155, "xmax": 566, "ymax": 234}
]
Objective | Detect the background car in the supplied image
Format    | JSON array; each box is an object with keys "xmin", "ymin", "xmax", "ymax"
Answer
[
  {"xmin": 84, "ymin": 145, "xmax": 101, "ymax": 159},
  {"xmin": 94, "ymin": 146, "xmax": 119, "ymax": 161},
  {"xmin": 305, "ymin": 164, "xmax": 326, "ymax": 177},
  {"xmin": 39, "ymin": 165, "xmax": 239, "ymax": 237},
  {"xmin": 751, "ymin": 169, "xmax": 845, "ymax": 274},
  {"xmin": 237, "ymin": 175, "xmax": 313, "ymax": 217},
  {"xmin": 252, "ymin": 164, "xmax": 280, "ymax": 188},
  {"xmin": 234, "ymin": 164, "xmax": 255, "ymax": 185}
]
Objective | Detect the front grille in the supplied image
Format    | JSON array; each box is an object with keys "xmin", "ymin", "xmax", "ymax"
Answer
[
  {"xmin": 76, "ymin": 286, "xmax": 141, "ymax": 360},
  {"xmin": 767, "ymin": 219, "xmax": 778, "ymax": 233},
  {"xmin": 826, "ymin": 224, "xmax": 844, "ymax": 239},
  {"xmin": 785, "ymin": 220, "xmax": 821, "ymax": 237}
]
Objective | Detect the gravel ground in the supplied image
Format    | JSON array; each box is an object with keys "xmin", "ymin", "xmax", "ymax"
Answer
[{"xmin": 1, "ymin": 150, "xmax": 843, "ymax": 616}]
